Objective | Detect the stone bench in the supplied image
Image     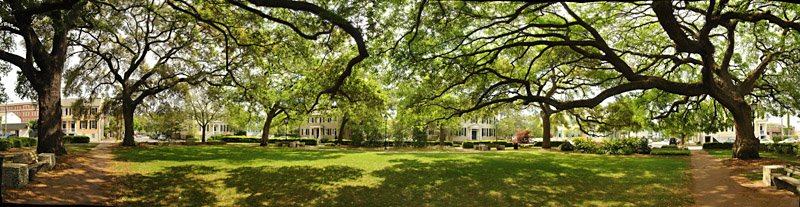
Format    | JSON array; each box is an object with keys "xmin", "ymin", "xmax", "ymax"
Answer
[
  {"xmin": 2, "ymin": 163, "xmax": 29, "ymax": 189},
  {"xmin": 763, "ymin": 165, "xmax": 800, "ymax": 196},
  {"xmin": 774, "ymin": 174, "xmax": 800, "ymax": 195},
  {"xmin": 38, "ymin": 153, "xmax": 56, "ymax": 171}
]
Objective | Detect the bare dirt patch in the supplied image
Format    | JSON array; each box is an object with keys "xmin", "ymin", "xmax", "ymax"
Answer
[
  {"xmin": 2, "ymin": 143, "xmax": 116, "ymax": 205},
  {"xmin": 690, "ymin": 150, "xmax": 798, "ymax": 207}
]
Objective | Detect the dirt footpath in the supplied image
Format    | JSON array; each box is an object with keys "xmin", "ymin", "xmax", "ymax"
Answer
[
  {"xmin": 690, "ymin": 150, "xmax": 798, "ymax": 207},
  {"xmin": 3, "ymin": 143, "xmax": 115, "ymax": 205}
]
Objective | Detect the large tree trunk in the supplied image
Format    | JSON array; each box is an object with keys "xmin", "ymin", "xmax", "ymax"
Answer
[
  {"xmin": 731, "ymin": 102, "xmax": 759, "ymax": 159},
  {"xmin": 260, "ymin": 114, "xmax": 274, "ymax": 147},
  {"xmin": 438, "ymin": 124, "xmax": 446, "ymax": 147},
  {"xmin": 122, "ymin": 100, "xmax": 136, "ymax": 146},
  {"xmin": 336, "ymin": 114, "xmax": 349, "ymax": 145},
  {"xmin": 541, "ymin": 111, "xmax": 552, "ymax": 149},
  {"xmin": 36, "ymin": 79, "xmax": 66, "ymax": 155}
]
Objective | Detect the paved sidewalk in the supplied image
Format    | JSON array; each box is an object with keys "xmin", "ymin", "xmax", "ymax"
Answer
[{"xmin": 690, "ymin": 150, "xmax": 798, "ymax": 207}]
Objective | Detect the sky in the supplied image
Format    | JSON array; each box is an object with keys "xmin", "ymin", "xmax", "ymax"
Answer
[{"xmin": 1, "ymin": 68, "xmax": 24, "ymax": 103}]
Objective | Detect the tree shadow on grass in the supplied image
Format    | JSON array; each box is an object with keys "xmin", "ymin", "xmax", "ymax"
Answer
[
  {"xmin": 222, "ymin": 165, "xmax": 363, "ymax": 207},
  {"xmin": 117, "ymin": 165, "xmax": 219, "ymax": 207},
  {"xmin": 328, "ymin": 155, "xmax": 690, "ymax": 207},
  {"xmin": 114, "ymin": 146, "xmax": 344, "ymax": 163}
]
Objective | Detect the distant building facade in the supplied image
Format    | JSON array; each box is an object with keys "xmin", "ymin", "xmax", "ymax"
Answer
[
  {"xmin": 299, "ymin": 112, "xmax": 349, "ymax": 140},
  {"xmin": 0, "ymin": 98, "xmax": 108, "ymax": 141},
  {"xmin": 693, "ymin": 118, "xmax": 790, "ymax": 143},
  {"xmin": 451, "ymin": 118, "xmax": 498, "ymax": 142},
  {"xmin": 196, "ymin": 120, "xmax": 233, "ymax": 139}
]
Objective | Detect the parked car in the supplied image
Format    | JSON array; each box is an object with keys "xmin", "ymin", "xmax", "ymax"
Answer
[
  {"xmin": 779, "ymin": 138, "xmax": 798, "ymax": 144},
  {"xmin": 0, "ymin": 133, "xmax": 18, "ymax": 138},
  {"xmin": 649, "ymin": 140, "xmax": 671, "ymax": 149},
  {"xmin": 759, "ymin": 138, "xmax": 774, "ymax": 144},
  {"xmin": 157, "ymin": 134, "xmax": 167, "ymax": 140}
]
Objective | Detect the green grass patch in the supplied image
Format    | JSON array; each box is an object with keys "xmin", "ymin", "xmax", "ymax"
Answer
[
  {"xmin": 112, "ymin": 145, "xmax": 693, "ymax": 207},
  {"xmin": 650, "ymin": 148, "xmax": 691, "ymax": 156},
  {"xmin": 705, "ymin": 149, "xmax": 800, "ymax": 162},
  {"xmin": 65, "ymin": 143, "xmax": 99, "ymax": 156}
]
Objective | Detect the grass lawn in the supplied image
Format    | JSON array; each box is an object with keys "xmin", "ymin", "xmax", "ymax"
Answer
[
  {"xmin": 705, "ymin": 149, "xmax": 800, "ymax": 162},
  {"xmin": 65, "ymin": 143, "xmax": 99, "ymax": 156},
  {"xmin": 111, "ymin": 145, "xmax": 692, "ymax": 207}
]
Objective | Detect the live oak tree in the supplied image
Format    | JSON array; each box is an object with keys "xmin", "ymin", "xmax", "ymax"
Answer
[
  {"xmin": 0, "ymin": 0, "xmax": 89, "ymax": 154},
  {"xmin": 168, "ymin": 0, "xmax": 372, "ymax": 110},
  {"xmin": 65, "ymin": 0, "xmax": 218, "ymax": 146},
  {"xmin": 392, "ymin": 1, "xmax": 800, "ymax": 159}
]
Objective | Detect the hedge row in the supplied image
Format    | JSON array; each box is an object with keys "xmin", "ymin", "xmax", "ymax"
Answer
[
  {"xmin": 0, "ymin": 137, "xmax": 38, "ymax": 151},
  {"xmin": 565, "ymin": 137, "xmax": 651, "ymax": 155},
  {"xmin": 461, "ymin": 140, "xmax": 513, "ymax": 149},
  {"xmin": 760, "ymin": 143, "xmax": 800, "ymax": 155},
  {"xmin": 64, "ymin": 135, "xmax": 91, "ymax": 143},
  {"xmin": 532, "ymin": 141, "xmax": 566, "ymax": 148},
  {"xmin": 702, "ymin": 142, "xmax": 733, "ymax": 149},
  {"xmin": 213, "ymin": 136, "xmax": 317, "ymax": 145}
]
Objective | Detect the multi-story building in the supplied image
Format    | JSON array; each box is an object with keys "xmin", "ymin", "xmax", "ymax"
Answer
[
  {"xmin": 451, "ymin": 118, "xmax": 498, "ymax": 142},
  {"xmin": 299, "ymin": 112, "xmax": 347, "ymax": 140},
  {"xmin": 0, "ymin": 98, "xmax": 108, "ymax": 141},
  {"xmin": 60, "ymin": 99, "xmax": 107, "ymax": 141},
  {"xmin": 0, "ymin": 101, "xmax": 39, "ymax": 123}
]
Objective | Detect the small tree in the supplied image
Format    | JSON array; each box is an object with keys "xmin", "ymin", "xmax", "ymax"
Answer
[{"xmin": 185, "ymin": 86, "xmax": 224, "ymax": 142}]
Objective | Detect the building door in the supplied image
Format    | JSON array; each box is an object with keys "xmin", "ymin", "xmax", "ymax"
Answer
[
  {"xmin": 471, "ymin": 129, "xmax": 478, "ymax": 140},
  {"xmin": 313, "ymin": 128, "xmax": 320, "ymax": 138}
]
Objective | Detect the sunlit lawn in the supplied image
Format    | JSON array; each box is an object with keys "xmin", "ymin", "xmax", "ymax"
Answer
[{"xmin": 111, "ymin": 145, "xmax": 692, "ymax": 207}]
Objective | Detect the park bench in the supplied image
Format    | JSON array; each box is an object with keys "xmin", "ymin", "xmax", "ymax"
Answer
[
  {"xmin": 2, "ymin": 152, "xmax": 56, "ymax": 189},
  {"xmin": 763, "ymin": 165, "xmax": 800, "ymax": 195}
]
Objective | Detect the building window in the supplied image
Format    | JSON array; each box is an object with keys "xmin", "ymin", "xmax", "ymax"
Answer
[
  {"xmin": 327, "ymin": 117, "xmax": 331, "ymax": 123},
  {"xmin": 333, "ymin": 129, "xmax": 337, "ymax": 136},
  {"xmin": 71, "ymin": 122, "xmax": 75, "ymax": 130},
  {"xmin": 80, "ymin": 121, "xmax": 88, "ymax": 129},
  {"xmin": 62, "ymin": 121, "xmax": 67, "ymax": 129},
  {"xmin": 90, "ymin": 120, "xmax": 97, "ymax": 129}
]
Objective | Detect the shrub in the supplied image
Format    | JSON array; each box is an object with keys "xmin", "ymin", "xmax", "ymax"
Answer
[
  {"xmin": 11, "ymin": 137, "xmax": 37, "ymax": 147},
  {"xmin": 461, "ymin": 140, "xmax": 511, "ymax": 149},
  {"xmin": 64, "ymin": 135, "xmax": 91, "ymax": 143},
  {"xmin": 219, "ymin": 136, "xmax": 260, "ymax": 143},
  {"xmin": 9, "ymin": 138, "xmax": 25, "ymax": 147},
  {"xmin": 572, "ymin": 137, "xmax": 598, "ymax": 153},
  {"xmin": 559, "ymin": 141, "xmax": 575, "ymax": 151},
  {"xmin": 660, "ymin": 145, "xmax": 679, "ymax": 149},
  {"xmin": 650, "ymin": 148, "xmax": 691, "ymax": 156},
  {"xmin": 703, "ymin": 142, "xmax": 733, "ymax": 149},
  {"xmin": 760, "ymin": 143, "xmax": 798, "ymax": 155},
  {"xmin": 271, "ymin": 137, "xmax": 317, "ymax": 145},
  {"xmin": 637, "ymin": 138, "xmax": 651, "ymax": 154},
  {"xmin": 0, "ymin": 139, "xmax": 10, "ymax": 151},
  {"xmin": 462, "ymin": 142, "xmax": 475, "ymax": 149},
  {"xmin": 597, "ymin": 138, "xmax": 639, "ymax": 155}
]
